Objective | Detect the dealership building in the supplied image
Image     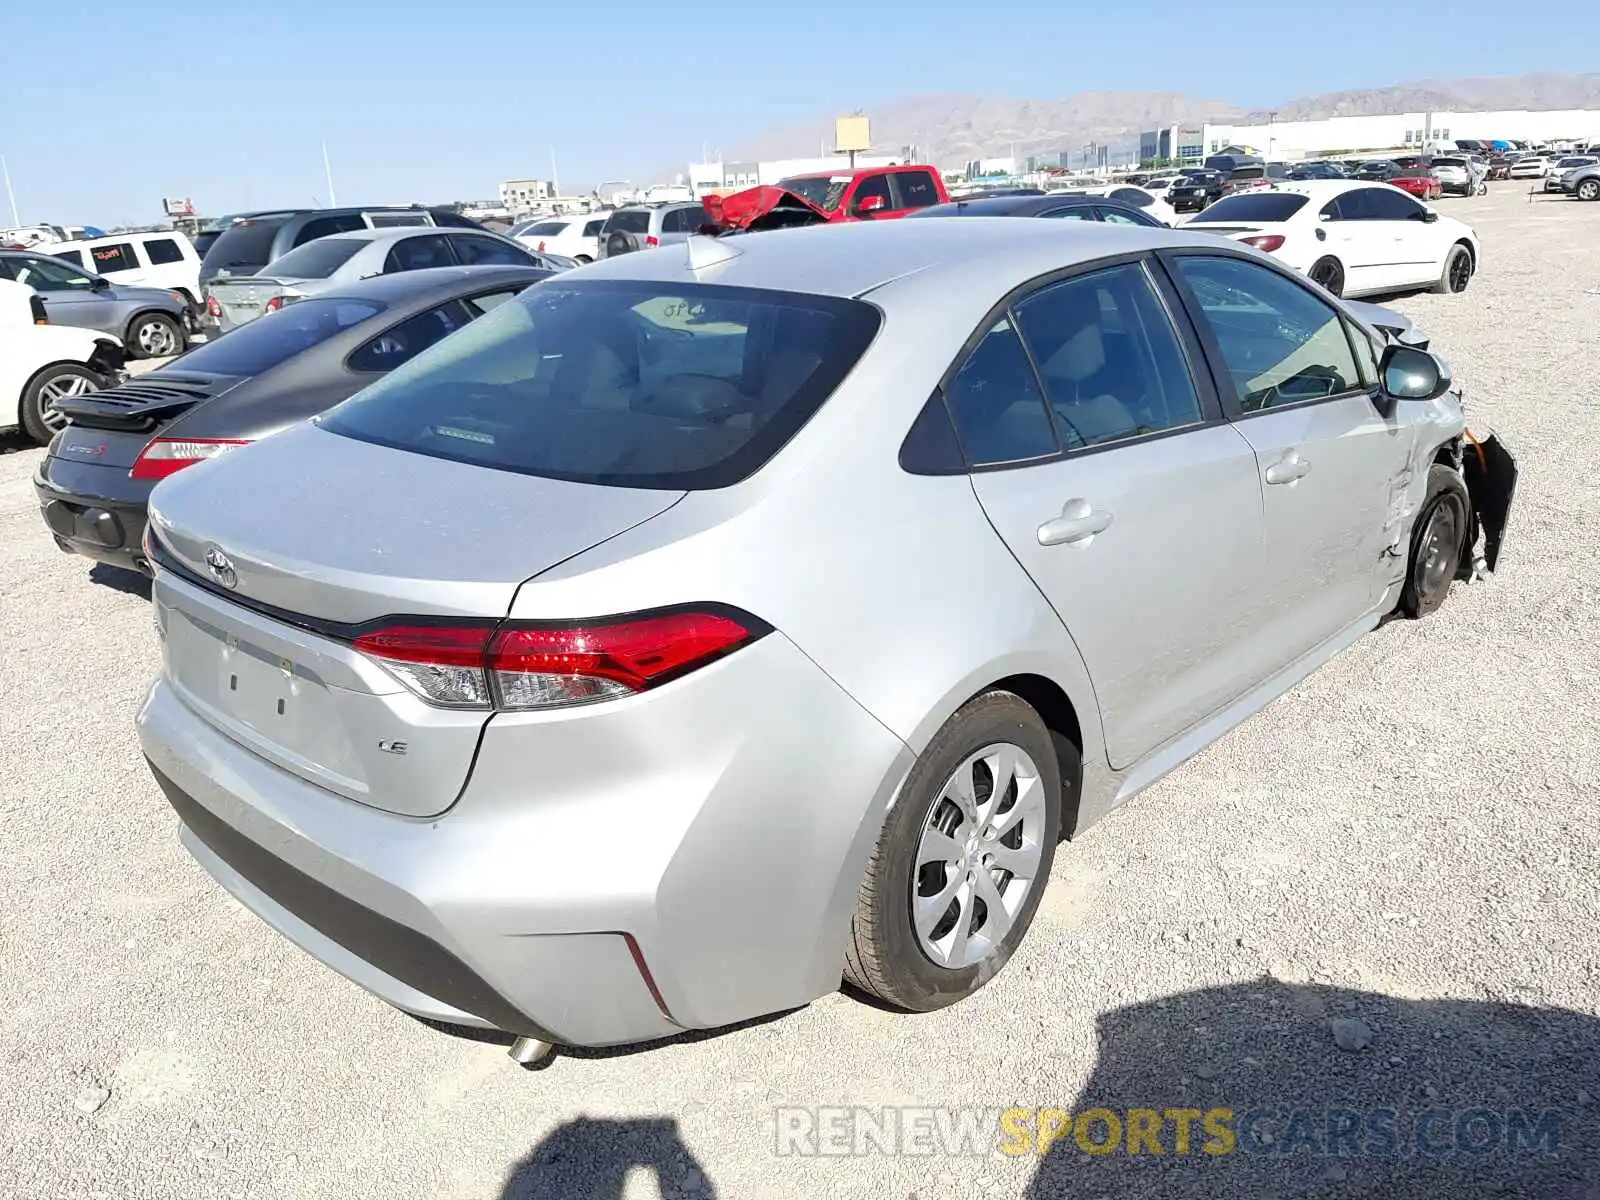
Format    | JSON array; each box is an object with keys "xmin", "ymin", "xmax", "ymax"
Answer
[{"xmin": 1142, "ymin": 108, "xmax": 1600, "ymax": 164}]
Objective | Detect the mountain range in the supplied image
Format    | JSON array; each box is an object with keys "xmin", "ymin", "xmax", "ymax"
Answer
[{"xmin": 709, "ymin": 72, "xmax": 1600, "ymax": 168}]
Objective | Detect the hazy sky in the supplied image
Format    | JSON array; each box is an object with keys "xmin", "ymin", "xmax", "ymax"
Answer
[{"xmin": 5, "ymin": 0, "xmax": 1593, "ymax": 225}]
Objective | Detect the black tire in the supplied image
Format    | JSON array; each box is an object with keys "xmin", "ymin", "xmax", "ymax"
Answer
[
  {"xmin": 604, "ymin": 231, "xmax": 640, "ymax": 258},
  {"xmin": 844, "ymin": 691, "xmax": 1063, "ymax": 1011},
  {"xmin": 1308, "ymin": 257, "xmax": 1345, "ymax": 298},
  {"xmin": 1399, "ymin": 465, "xmax": 1471, "ymax": 618},
  {"xmin": 125, "ymin": 311, "xmax": 184, "ymax": 359},
  {"xmin": 1577, "ymin": 179, "xmax": 1600, "ymax": 202},
  {"xmin": 20, "ymin": 362, "xmax": 102, "ymax": 445},
  {"xmin": 1433, "ymin": 244, "xmax": 1473, "ymax": 295}
]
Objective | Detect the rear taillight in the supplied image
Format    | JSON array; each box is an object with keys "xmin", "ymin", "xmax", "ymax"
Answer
[
  {"xmin": 205, "ymin": 294, "xmax": 222, "ymax": 318},
  {"xmin": 645, "ymin": 234, "xmax": 660, "ymax": 247},
  {"xmin": 262, "ymin": 296, "xmax": 284, "ymax": 314},
  {"xmin": 130, "ymin": 437, "xmax": 251, "ymax": 481},
  {"xmin": 353, "ymin": 608, "xmax": 765, "ymax": 711},
  {"xmin": 1240, "ymin": 234, "xmax": 1285, "ymax": 252},
  {"xmin": 30, "ymin": 295, "xmax": 48, "ymax": 325}
]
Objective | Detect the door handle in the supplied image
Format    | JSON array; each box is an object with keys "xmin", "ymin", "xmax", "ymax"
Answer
[
  {"xmin": 1264, "ymin": 452, "xmax": 1312, "ymax": 485},
  {"xmin": 1037, "ymin": 499, "xmax": 1113, "ymax": 547}
]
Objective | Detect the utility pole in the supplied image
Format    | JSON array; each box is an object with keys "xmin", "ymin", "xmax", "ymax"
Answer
[
  {"xmin": 1, "ymin": 155, "xmax": 19, "ymax": 227},
  {"xmin": 322, "ymin": 142, "xmax": 337, "ymax": 207}
]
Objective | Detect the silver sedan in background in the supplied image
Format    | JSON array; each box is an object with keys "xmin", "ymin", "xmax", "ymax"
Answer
[
  {"xmin": 137, "ymin": 219, "xmax": 1515, "ymax": 1061},
  {"xmin": 203, "ymin": 226, "xmax": 569, "ymax": 332}
]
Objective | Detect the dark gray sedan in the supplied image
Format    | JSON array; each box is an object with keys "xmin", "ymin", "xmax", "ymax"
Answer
[
  {"xmin": 36, "ymin": 264, "xmax": 551, "ymax": 575},
  {"xmin": 0, "ymin": 250, "xmax": 196, "ymax": 358}
]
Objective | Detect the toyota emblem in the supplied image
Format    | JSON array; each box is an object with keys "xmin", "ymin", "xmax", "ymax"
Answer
[{"xmin": 202, "ymin": 545, "xmax": 237, "ymax": 590}]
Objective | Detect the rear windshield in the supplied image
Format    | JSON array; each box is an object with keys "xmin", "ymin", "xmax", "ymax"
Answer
[
  {"xmin": 605, "ymin": 211, "xmax": 651, "ymax": 235},
  {"xmin": 777, "ymin": 176, "xmax": 848, "ymax": 211},
  {"xmin": 1227, "ymin": 167, "xmax": 1265, "ymax": 181},
  {"xmin": 1189, "ymin": 193, "xmax": 1310, "ymax": 222},
  {"xmin": 194, "ymin": 230, "xmax": 223, "ymax": 257},
  {"xmin": 201, "ymin": 218, "xmax": 290, "ymax": 275},
  {"xmin": 168, "ymin": 297, "xmax": 384, "ymax": 377},
  {"xmin": 319, "ymin": 280, "xmax": 882, "ymax": 490},
  {"xmin": 1431, "ymin": 158, "xmax": 1467, "ymax": 168},
  {"xmin": 1556, "ymin": 157, "xmax": 1595, "ymax": 168},
  {"xmin": 262, "ymin": 238, "xmax": 368, "ymax": 279}
]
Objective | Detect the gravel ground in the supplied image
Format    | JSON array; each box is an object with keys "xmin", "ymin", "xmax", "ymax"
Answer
[{"xmin": 2, "ymin": 186, "xmax": 1597, "ymax": 1200}]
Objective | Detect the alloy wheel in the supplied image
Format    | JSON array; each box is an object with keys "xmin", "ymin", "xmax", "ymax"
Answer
[
  {"xmin": 1449, "ymin": 252, "xmax": 1473, "ymax": 293},
  {"xmin": 136, "ymin": 319, "xmax": 178, "ymax": 357},
  {"xmin": 38, "ymin": 374, "xmax": 95, "ymax": 432},
  {"xmin": 912, "ymin": 742, "xmax": 1048, "ymax": 969}
]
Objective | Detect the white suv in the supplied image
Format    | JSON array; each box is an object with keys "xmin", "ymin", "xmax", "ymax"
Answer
[
  {"xmin": 595, "ymin": 202, "xmax": 708, "ymax": 258},
  {"xmin": 41, "ymin": 232, "xmax": 203, "ymax": 304}
]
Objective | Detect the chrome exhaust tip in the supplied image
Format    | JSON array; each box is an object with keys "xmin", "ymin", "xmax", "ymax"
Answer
[{"xmin": 507, "ymin": 1036, "xmax": 556, "ymax": 1067}]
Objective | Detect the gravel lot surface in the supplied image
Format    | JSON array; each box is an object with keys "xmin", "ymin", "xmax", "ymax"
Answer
[{"xmin": 2, "ymin": 186, "xmax": 1597, "ymax": 1200}]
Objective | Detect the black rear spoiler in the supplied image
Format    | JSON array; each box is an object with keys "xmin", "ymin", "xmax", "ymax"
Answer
[{"xmin": 56, "ymin": 373, "xmax": 228, "ymax": 433}]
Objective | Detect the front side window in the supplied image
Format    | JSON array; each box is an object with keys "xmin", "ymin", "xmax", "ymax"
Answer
[
  {"xmin": 384, "ymin": 235, "xmax": 453, "ymax": 272},
  {"xmin": 1013, "ymin": 264, "xmax": 1202, "ymax": 449},
  {"xmin": 11, "ymin": 255, "xmax": 96, "ymax": 290},
  {"xmin": 144, "ymin": 238, "xmax": 184, "ymax": 265},
  {"xmin": 582, "ymin": 219, "xmax": 607, "ymax": 237},
  {"xmin": 1097, "ymin": 206, "xmax": 1160, "ymax": 227},
  {"xmin": 850, "ymin": 174, "xmax": 893, "ymax": 213},
  {"xmin": 1111, "ymin": 187, "xmax": 1152, "ymax": 208},
  {"xmin": 90, "ymin": 243, "xmax": 136, "ymax": 273},
  {"xmin": 348, "ymin": 301, "xmax": 473, "ymax": 372},
  {"xmin": 1172, "ymin": 255, "xmax": 1361, "ymax": 413},
  {"xmin": 943, "ymin": 317, "xmax": 1058, "ymax": 465},
  {"xmin": 1039, "ymin": 206, "xmax": 1093, "ymax": 220},
  {"xmin": 320, "ymin": 280, "xmax": 882, "ymax": 490},
  {"xmin": 1361, "ymin": 188, "xmax": 1424, "ymax": 220}
]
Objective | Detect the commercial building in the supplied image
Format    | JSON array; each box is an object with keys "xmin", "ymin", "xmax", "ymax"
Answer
[
  {"xmin": 498, "ymin": 178, "xmax": 554, "ymax": 212},
  {"xmin": 1142, "ymin": 108, "xmax": 1600, "ymax": 165}
]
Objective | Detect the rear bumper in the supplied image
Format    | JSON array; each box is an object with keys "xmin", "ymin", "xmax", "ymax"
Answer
[
  {"xmin": 34, "ymin": 468, "xmax": 151, "ymax": 572},
  {"xmin": 137, "ymin": 625, "xmax": 913, "ymax": 1048}
]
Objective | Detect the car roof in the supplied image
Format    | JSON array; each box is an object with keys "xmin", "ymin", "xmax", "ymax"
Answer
[
  {"xmin": 47, "ymin": 230, "xmax": 191, "ymax": 249},
  {"xmin": 1248, "ymin": 180, "xmax": 1382, "ymax": 199},
  {"xmin": 914, "ymin": 194, "xmax": 1110, "ymax": 217},
  {"xmin": 309, "ymin": 264, "xmax": 546, "ymax": 304},
  {"xmin": 571, "ymin": 217, "xmax": 1194, "ymax": 302},
  {"xmin": 310, "ymin": 226, "xmax": 499, "ymax": 245}
]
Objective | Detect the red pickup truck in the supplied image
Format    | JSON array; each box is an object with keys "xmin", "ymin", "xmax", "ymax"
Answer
[{"xmin": 703, "ymin": 164, "xmax": 950, "ymax": 232}]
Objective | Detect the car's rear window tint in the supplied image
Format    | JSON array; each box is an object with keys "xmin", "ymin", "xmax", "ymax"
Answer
[
  {"xmin": 606, "ymin": 211, "xmax": 651, "ymax": 235},
  {"xmin": 170, "ymin": 298, "xmax": 384, "ymax": 376},
  {"xmin": 262, "ymin": 238, "xmax": 368, "ymax": 279},
  {"xmin": 1190, "ymin": 194, "xmax": 1310, "ymax": 222},
  {"xmin": 320, "ymin": 280, "xmax": 882, "ymax": 489},
  {"xmin": 201, "ymin": 218, "xmax": 290, "ymax": 275}
]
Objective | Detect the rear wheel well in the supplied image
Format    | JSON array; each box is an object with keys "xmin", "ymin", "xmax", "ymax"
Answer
[{"xmin": 990, "ymin": 673, "xmax": 1085, "ymax": 838}]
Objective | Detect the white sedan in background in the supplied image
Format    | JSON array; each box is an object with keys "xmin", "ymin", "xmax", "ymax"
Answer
[
  {"xmin": 1055, "ymin": 184, "xmax": 1179, "ymax": 226},
  {"xmin": 1181, "ymin": 180, "xmax": 1479, "ymax": 299},
  {"xmin": 0, "ymin": 279, "xmax": 125, "ymax": 444},
  {"xmin": 510, "ymin": 212, "xmax": 611, "ymax": 263}
]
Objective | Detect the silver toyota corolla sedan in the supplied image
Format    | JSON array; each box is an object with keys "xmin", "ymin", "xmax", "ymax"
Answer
[{"xmin": 136, "ymin": 218, "xmax": 1516, "ymax": 1059}]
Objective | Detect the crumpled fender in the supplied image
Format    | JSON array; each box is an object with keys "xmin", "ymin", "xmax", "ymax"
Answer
[
  {"xmin": 1460, "ymin": 426, "xmax": 1517, "ymax": 573},
  {"xmin": 701, "ymin": 186, "xmax": 835, "ymax": 232}
]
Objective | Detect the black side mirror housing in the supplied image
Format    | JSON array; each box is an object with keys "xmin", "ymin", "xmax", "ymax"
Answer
[
  {"xmin": 1420, "ymin": 209, "xmax": 1440, "ymax": 223},
  {"xmin": 89, "ymin": 275, "xmax": 111, "ymax": 291},
  {"xmin": 1380, "ymin": 343, "xmax": 1452, "ymax": 402}
]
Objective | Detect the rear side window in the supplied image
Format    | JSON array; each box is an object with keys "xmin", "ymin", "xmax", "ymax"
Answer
[
  {"xmin": 91, "ymin": 243, "xmax": 137, "ymax": 273},
  {"xmin": 144, "ymin": 238, "xmax": 185, "ymax": 265},
  {"xmin": 943, "ymin": 317, "xmax": 1057, "ymax": 465},
  {"xmin": 263, "ymin": 237, "xmax": 368, "ymax": 279},
  {"xmin": 202, "ymin": 218, "xmax": 290, "ymax": 274},
  {"xmin": 385, "ymin": 235, "xmax": 453, "ymax": 272},
  {"xmin": 348, "ymin": 300, "xmax": 474, "ymax": 372},
  {"xmin": 895, "ymin": 171, "xmax": 940, "ymax": 208},
  {"xmin": 582, "ymin": 219, "xmax": 607, "ymax": 237},
  {"xmin": 294, "ymin": 214, "xmax": 368, "ymax": 245},
  {"xmin": 1111, "ymin": 188, "xmax": 1151, "ymax": 208},
  {"xmin": 450, "ymin": 234, "xmax": 533, "ymax": 266},
  {"xmin": 319, "ymin": 280, "xmax": 883, "ymax": 489},
  {"xmin": 168, "ymin": 298, "xmax": 384, "ymax": 377},
  {"xmin": 607, "ymin": 211, "xmax": 651, "ymax": 235},
  {"xmin": 1012, "ymin": 264, "xmax": 1202, "ymax": 449},
  {"xmin": 49, "ymin": 248, "xmax": 85, "ymax": 268}
]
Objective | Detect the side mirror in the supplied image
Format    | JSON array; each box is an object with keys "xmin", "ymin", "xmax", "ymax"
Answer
[
  {"xmin": 1419, "ymin": 209, "xmax": 1440, "ymax": 223},
  {"xmin": 855, "ymin": 194, "xmax": 887, "ymax": 216},
  {"xmin": 88, "ymin": 275, "xmax": 111, "ymax": 290},
  {"xmin": 1380, "ymin": 343, "xmax": 1452, "ymax": 401}
]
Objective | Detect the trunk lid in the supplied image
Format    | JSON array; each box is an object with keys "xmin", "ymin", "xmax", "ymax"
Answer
[
  {"xmin": 148, "ymin": 423, "xmax": 685, "ymax": 817},
  {"xmin": 206, "ymin": 276, "xmax": 297, "ymax": 330},
  {"xmin": 52, "ymin": 371, "xmax": 241, "ymax": 436}
]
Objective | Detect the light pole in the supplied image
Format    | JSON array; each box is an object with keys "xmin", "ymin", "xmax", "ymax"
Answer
[{"xmin": 1, "ymin": 155, "xmax": 19, "ymax": 227}]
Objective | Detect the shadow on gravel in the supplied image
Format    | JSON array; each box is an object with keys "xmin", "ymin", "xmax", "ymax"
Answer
[
  {"xmin": 89, "ymin": 563, "xmax": 153, "ymax": 600},
  {"xmin": 1025, "ymin": 978, "xmax": 1599, "ymax": 1199},
  {"xmin": 499, "ymin": 1116, "xmax": 717, "ymax": 1199},
  {"xmin": 0, "ymin": 429, "xmax": 36, "ymax": 455}
]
